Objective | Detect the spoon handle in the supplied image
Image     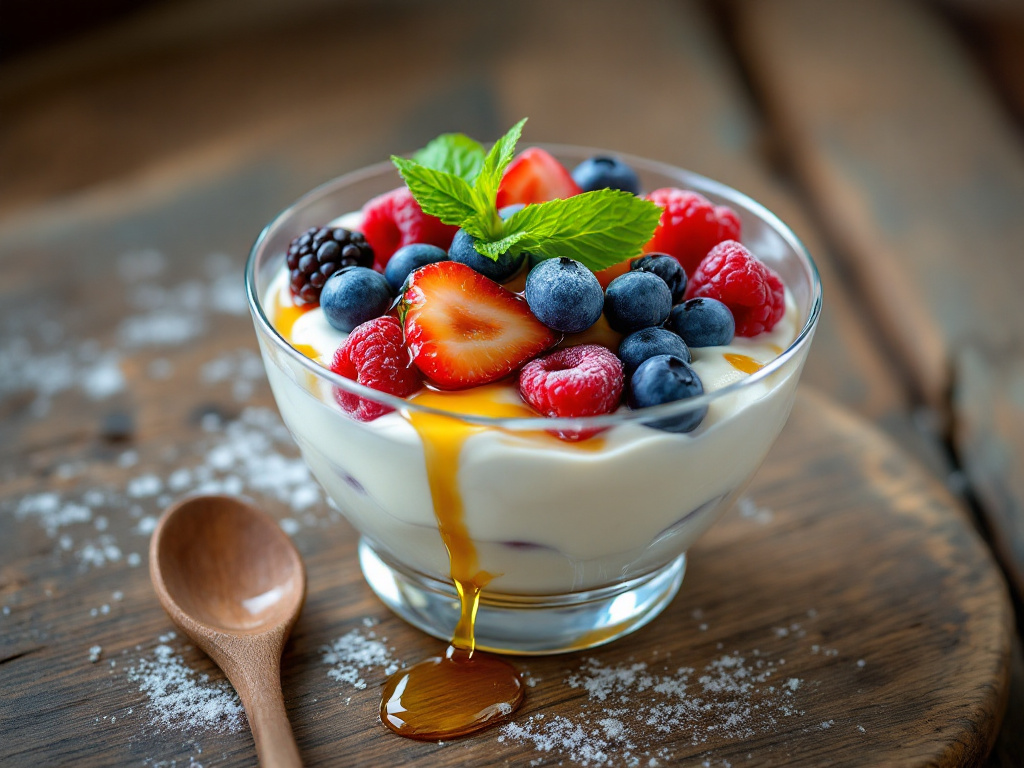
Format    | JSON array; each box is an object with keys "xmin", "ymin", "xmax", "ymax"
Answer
[
  {"xmin": 233, "ymin": 654, "xmax": 303, "ymax": 768},
  {"xmin": 246, "ymin": 687, "xmax": 303, "ymax": 768}
]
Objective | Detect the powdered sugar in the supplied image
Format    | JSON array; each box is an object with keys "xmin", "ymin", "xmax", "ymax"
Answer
[
  {"xmin": 321, "ymin": 624, "xmax": 401, "ymax": 692},
  {"xmin": 5, "ymin": 406, "xmax": 329, "ymax": 570},
  {"xmin": 501, "ymin": 635, "xmax": 810, "ymax": 767},
  {"xmin": 125, "ymin": 637, "xmax": 245, "ymax": 734}
]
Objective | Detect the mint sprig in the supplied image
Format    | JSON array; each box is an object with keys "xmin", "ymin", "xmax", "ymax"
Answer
[{"xmin": 392, "ymin": 119, "xmax": 662, "ymax": 272}]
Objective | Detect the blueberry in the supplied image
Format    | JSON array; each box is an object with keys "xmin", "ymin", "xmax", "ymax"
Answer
[
  {"xmin": 449, "ymin": 228, "xmax": 526, "ymax": 283},
  {"xmin": 525, "ymin": 257, "xmax": 604, "ymax": 334},
  {"xmin": 668, "ymin": 297, "xmax": 735, "ymax": 347},
  {"xmin": 320, "ymin": 266, "xmax": 393, "ymax": 332},
  {"xmin": 603, "ymin": 270, "xmax": 673, "ymax": 334},
  {"xmin": 572, "ymin": 155, "xmax": 641, "ymax": 194},
  {"xmin": 499, "ymin": 204, "xmax": 525, "ymax": 219},
  {"xmin": 631, "ymin": 253, "xmax": 687, "ymax": 303},
  {"xmin": 618, "ymin": 327, "xmax": 691, "ymax": 376},
  {"xmin": 384, "ymin": 243, "xmax": 448, "ymax": 293},
  {"xmin": 628, "ymin": 355, "xmax": 706, "ymax": 433}
]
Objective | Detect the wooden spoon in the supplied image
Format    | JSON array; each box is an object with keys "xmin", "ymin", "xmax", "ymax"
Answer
[{"xmin": 149, "ymin": 494, "xmax": 306, "ymax": 767}]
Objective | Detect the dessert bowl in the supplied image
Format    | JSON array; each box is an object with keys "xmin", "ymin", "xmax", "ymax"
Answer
[{"xmin": 246, "ymin": 146, "xmax": 822, "ymax": 655}]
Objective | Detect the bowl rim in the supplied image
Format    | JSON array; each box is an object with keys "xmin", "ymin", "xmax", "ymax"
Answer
[{"xmin": 245, "ymin": 145, "xmax": 823, "ymax": 431}]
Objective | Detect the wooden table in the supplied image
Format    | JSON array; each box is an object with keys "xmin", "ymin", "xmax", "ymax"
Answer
[{"xmin": 3, "ymin": 0, "xmax": 1023, "ymax": 765}]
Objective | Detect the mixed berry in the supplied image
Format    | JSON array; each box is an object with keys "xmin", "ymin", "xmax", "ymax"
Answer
[{"xmin": 278, "ymin": 122, "xmax": 789, "ymax": 435}]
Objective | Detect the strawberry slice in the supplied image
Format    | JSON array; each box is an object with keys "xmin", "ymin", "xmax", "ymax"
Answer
[
  {"xmin": 496, "ymin": 147, "xmax": 583, "ymax": 208},
  {"xmin": 403, "ymin": 261, "xmax": 559, "ymax": 388}
]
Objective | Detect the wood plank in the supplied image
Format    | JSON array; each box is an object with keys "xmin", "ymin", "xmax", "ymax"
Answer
[
  {"xmin": 730, "ymin": 0, "xmax": 1024, "ymax": 409},
  {"xmin": 729, "ymin": 3, "xmax": 1024, "ymax": 761},
  {"xmin": 954, "ymin": 344, "xmax": 1024, "ymax": 598},
  {"xmin": 1, "ymin": 380, "xmax": 1012, "ymax": 765}
]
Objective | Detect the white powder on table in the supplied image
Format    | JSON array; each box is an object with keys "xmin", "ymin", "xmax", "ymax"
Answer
[
  {"xmin": 321, "ymin": 626, "xmax": 401, "ymax": 692},
  {"xmin": 502, "ymin": 642, "xmax": 809, "ymax": 767},
  {"xmin": 126, "ymin": 641, "xmax": 245, "ymax": 734}
]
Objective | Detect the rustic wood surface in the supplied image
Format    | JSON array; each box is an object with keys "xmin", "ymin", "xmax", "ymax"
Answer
[
  {"xmin": 2, "ymin": 0, "xmax": 1022, "ymax": 764},
  {"xmin": 729, "ymin": 0, "xmax": 1024, "ymax": 599},
  {"xmin": 0, "ymin": 389, "xmax": 1012, "ymax": 767}
]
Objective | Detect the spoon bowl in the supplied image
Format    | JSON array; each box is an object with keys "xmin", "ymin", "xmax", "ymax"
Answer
[{"xmin": 150, "ymin": 494, "xmax": 306, "ymax": 767}]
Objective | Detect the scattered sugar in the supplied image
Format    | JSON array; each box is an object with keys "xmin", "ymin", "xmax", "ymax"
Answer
[
  {"xmin": 127, "ymin": 474, "xmax": 163, "ymax": 498},
  {"xmin": 89, "ymin": 645, "xmax": 102, "ymax": 662},
  {"xmin": 856, "ymin": 659, "xmax": 865, "ymax": 668},
  {"xmin": 503, "ymin": 640, "xmax": 810, "ymax": 766},
  {"xmin": 136, "ymin": 516, "xmax": 158, "ymax": 535},
  {"xmin": 736, "ymin": 496, "xmax": 773, "ymax": 524},
  {"xmin": 118, "ymin": 450, "xmax": 139, "ymax": 468},
  {"xmin": 200, "ymin": 349, "xmax": 266, "ymax": 402},
  {"xmin": 126, "ymin": 642, "xmax": 245, "ymax": 734},
  {"xmin": 14, "ymin": 493, "xmax": 91, "ymax": 536},
  {"xmin": 322, "ymin": 627, "xmax": 402, "ymax": 691}
]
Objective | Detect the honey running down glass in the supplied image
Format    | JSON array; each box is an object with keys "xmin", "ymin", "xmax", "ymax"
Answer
[{"xmin": 246, "ymin": 147, "xmax": 822, "ymax": 657}]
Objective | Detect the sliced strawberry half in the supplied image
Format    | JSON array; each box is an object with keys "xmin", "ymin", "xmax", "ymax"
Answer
[
  {"xmin": 496, "ymin": 147, "xmax": 583, "ymax": 208},
  {"xmin": 403, "ymin": 261, "xmax": 559, "ymax": 388}
]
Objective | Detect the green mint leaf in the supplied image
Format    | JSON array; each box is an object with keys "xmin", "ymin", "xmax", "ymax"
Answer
[
  {"xmin": 391, "ymin": 156, "xmax": 480, "ymax": 227},
  {"xmin": 412, "ymin": 133, "xmax": 485, "ymax": 181},
  {"xmin": 473, "ymin": 118, "xmax": 527, "ymax": 222},
  {"xmin": 500, "ymin": 190, "xmax": 663, "ymax": 271}
]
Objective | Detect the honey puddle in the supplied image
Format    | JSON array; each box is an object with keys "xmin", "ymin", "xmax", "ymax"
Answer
[{"xmin": 381, "ymin": 385, "xmax": 533, "ymax": 739}]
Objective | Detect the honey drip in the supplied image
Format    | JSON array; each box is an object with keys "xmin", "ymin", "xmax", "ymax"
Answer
[
  {"xmin": 724, "ymin": 352, "xmax": 765, "ymax": 374},
  {"xmin": 381, "ymin": 386, "xmax": 532, "ymax": 740},
  {"xmin": 271, "ymin": 286, "xmax": 319, "ymax": 361}
]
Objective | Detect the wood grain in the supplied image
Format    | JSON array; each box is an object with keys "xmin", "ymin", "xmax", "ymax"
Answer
[
  {"xmin": 731, "ymin": 0, "xmax": 1024, "ymax": 409},
  {"xmin": 0, "ymin": 388, "xmax": 1011, "ymax": 766},
  {"xmin": 0, "ymin": 0, "xmax": 1019, "ymax": 764}
]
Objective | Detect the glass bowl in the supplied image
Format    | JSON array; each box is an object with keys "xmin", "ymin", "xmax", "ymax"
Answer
[{"xmin": 246, "ymin": 147, "xmax": 822, "ymax": 655}]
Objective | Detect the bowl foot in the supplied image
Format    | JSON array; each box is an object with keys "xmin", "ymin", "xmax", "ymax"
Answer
[{"xmin": 358, "ymin": 538, "xmax": 686, "ymax": 655}]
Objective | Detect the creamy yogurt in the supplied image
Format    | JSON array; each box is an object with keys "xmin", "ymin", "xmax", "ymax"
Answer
[{"xmin": 258, "ymin": 242, "xmax": 803, "ymax": 595}]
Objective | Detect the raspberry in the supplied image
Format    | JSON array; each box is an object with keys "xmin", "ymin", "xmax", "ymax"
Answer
[
  {"xmin": 518, "ymin": 344, "xmax": 624, "ymax": 441},
  {"xmin": 360, "ymin": 187, "xmax": 458, "ymax": 270},
  {"xmin": 644, "ymin": 188, "xmax": 741, "ymax": 275},
  {"xmin": 684, "ymin": 240, "xmax": 785, "ymax": 337},
  {"xmin": 287, "ymin": 226, "xmax": 374, "ymax": 305},
  {"xmin": 330, "ymin": 316, "xmax": 421, "ymax": 421}
]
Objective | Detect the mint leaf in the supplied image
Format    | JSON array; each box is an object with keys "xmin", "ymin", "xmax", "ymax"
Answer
[
  {"xmin": 391, "ymin": 156, "xmax": 479, "ymax": 227},
  {"xmin": 413, "ymin": 133, "xmax": 485, "ymax": 181},
  {"xmin": 497, "ymin": 190, "xmax": 663, "ymax": 271},
  {"xmin": 473, "ymin": 118, "xmax": 527, "ymax": 219}
]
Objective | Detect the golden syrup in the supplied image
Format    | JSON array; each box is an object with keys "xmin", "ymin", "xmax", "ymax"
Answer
[
  {"xmin": 381, "ymin": 384, "xmax": 536, "ymax": 739},
  {"xmin": 723, "ymin": 352, "xmax": 765, "ymax": 375},
  {"xmin": 270, "ymin": 285, "xmax": 319, "ymax": 361},
  {"xmin": 380, "ymin": 644, "xmax": 524, "ymax": 740}
]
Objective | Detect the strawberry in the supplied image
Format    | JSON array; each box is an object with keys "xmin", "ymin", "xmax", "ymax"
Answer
[
  {"xmin": 496, "ymin": 147, "xmax": 583, "ymax": 208},
  {"xmin": 403, "ymin": 261, "xmax": 558, "ymax": 388}
]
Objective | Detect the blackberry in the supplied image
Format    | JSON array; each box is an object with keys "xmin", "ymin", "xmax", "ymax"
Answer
[{"xmin": 286, "ymin": 226, "xmax": 374, "ymax": 304}]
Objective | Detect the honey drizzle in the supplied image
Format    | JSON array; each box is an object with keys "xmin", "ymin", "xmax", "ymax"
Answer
[
  {"xmin": 380, "ymin": 386, "xmax": 532, "ymax": 739},
  {"xmin": 270, "ymin": 286, "xmax": 319, "ymax": 361},
  {"xmin": 724, "ymin": 352, "xmax": 765, "ymax": 375}
]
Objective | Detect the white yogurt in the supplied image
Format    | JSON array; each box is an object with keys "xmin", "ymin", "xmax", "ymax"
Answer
[{"xmin": 258, "ymin": 239, "xmax": 806, "ymax": 595}]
